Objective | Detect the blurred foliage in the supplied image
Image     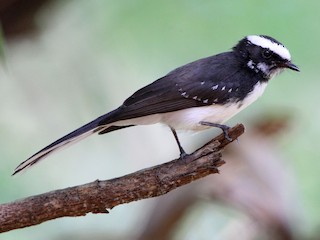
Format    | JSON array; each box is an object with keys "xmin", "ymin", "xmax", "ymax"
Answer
[
  {"xmin": 0, "ymin": 26, "xmax": 6, "ymax": 63},
  {"xmin": 1, "ymin": 0, "xmax": 320, "ymax": 239}
]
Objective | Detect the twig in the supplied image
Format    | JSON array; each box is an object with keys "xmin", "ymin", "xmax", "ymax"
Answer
[{"xmin": 0, "ymin": 124, "xmax": 244, "ymax": 233}]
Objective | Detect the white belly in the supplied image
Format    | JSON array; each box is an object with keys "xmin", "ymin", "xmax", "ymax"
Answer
[
  {"xmin": 162, "ymin": 81, "xmax": 267, "ymax": 130},
  {"xmin": 161, "ymin": 104, "xmax": 245, "ymax": 130},
  {"xmin": 113, "ymin": 82, "xmax": 268, "ymax": 131}
]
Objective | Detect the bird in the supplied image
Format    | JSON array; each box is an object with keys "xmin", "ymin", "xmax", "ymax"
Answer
[{"xmin": 13, "ymin": 35, "xmax": 299, "ymax": 175}]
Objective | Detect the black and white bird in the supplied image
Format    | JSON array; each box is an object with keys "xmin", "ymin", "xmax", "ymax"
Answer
[{"xmin": 13, "ymin": 35, "xmax": 299, "ymax": 175}]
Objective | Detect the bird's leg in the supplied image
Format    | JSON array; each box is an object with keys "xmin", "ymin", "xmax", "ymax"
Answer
[
  {"xmin": 199, "ymin": 121, "xmax": 232, "ymax": 141},
  {"xmin": 170, "ymin": 127, "xmax": 188, "ymax": 159}
]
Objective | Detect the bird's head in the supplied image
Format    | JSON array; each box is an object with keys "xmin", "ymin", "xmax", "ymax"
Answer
[{"xmin": 233, "ymin": 35, "xmax": 299, "ymax": 79}]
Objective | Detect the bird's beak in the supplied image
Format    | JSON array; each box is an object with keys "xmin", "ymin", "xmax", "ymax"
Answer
[{"xmin": 284, "ymin": 61, "xmax": 300, "ymax": 72}]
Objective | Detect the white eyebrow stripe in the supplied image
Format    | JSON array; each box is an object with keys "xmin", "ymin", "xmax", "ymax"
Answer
[{"xmin": 247, "ymin": 35, "xmax": 291, "ymax": 61}]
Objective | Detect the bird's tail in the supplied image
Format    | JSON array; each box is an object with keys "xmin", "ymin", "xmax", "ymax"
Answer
[{"xmin": 13, "ymin": 116, "xmax": 108, "ymax": 175}]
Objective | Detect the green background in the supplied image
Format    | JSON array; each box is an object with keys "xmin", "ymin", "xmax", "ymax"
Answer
[{"xmin": 1, "ymin": 0, "xmax": 319, "ymax": 239}]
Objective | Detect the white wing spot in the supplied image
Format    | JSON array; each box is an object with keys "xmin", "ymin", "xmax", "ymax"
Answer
[
  {"xmin": 181, "ymin": 92, "xmax": 187, "ymax": 97},
  {"xmin": 228, "ymin": 88, "xmax": 232, "ymax": 93},
  {"xmin": 212, "ymin": 85, "xmax": 218, "ymax": 90},
  {"xmin": 201, "ymin": 81, "xmax": 205, "ymax": 85},
  {"xmin": 193, "ymin": 96, "xmax": 198, "ymax": 100},
  {"xmin": 203, "ymin": 99, "xmax": 209, "ymax": 104},
  {"xmin": 214, "ymin": 98, "xmax": 218, "ymax": 102},
  {"xmin": 222, "ymin": 86, "xmax": 226, "ymax": 91}
]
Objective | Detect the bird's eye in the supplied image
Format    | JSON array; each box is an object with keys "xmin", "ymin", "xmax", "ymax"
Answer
[{"xmin": 262, "ymin": 49, "xmax": 273, "ymax": 59}]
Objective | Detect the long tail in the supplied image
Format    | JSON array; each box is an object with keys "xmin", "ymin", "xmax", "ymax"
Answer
[{"xmin": 12, "ymin": 114, "xmax": 132, "ymax": 175}]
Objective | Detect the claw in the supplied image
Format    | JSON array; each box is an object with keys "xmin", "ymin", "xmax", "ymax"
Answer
[
  {"xmin": 170, "ymin": 127, "xmax": 189, "ymax": 159},
  {"xmin": 180, "ymin": 151, "xmax": 188, "ymax": 159},
  {"xmin": 222, "ymin": 128, "xmax": 232, "ymax": 141},
  {"xmin": 180, "ymin": 152, "xmax": 194, "ymax": 164}
]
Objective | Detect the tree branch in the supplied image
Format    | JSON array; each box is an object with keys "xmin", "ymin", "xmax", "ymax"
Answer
[{"xmin": 0, "ymin": 124, "xmax": 244, "ymax": 233}]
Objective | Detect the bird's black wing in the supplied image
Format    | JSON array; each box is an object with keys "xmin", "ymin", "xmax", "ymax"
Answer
[{"xmin": 99, "ymin": 52, "xmax": 243, "ymax": 125}]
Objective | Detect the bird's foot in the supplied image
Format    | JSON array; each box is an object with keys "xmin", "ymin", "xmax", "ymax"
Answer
[
  {"xmin": 180, "ymin": 151, "xmax": 188, "ymax": 159},
  {"xmin": 199, "ymin": 121, "xmax": 232, "ymax": 141}
]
